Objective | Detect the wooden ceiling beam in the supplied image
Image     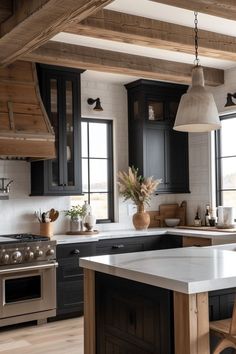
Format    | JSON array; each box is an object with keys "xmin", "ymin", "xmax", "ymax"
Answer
[
  {"xmin": 66, "ymin": 10, "xmax": 236, "ymax": 62},
  {"xmin": 23, "ymin": 41, "xmax": 224, "ymax": 86},
  {"xmin": 0, "ymin": 0, "xmax": 113, "ymax": 67},
  {"xmin": 150, "ymin": 0, "xmax": 236, "ymax": 21}
]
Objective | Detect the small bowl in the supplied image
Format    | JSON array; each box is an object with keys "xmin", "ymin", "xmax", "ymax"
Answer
[{"xmin": 164, "ymin": 218, "xmax": 180, "ymax": 227}]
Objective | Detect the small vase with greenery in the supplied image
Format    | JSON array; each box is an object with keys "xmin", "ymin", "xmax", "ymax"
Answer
[
  {"xmin": 65, "ymin": 204, "xmax": 87, "ymax": 232},
  {"xmin": 117, "ymin": 166, "xmax": 161, "ymax": 230}
]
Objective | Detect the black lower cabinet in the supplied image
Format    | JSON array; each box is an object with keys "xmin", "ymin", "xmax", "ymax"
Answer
[
  {"xmin": 56, "ymin": 242, "xmax": 96, "ymax": 317},
  {"xmin": 96, "ymin": 234, "xmax": 182, "ymax": 256},
  {"xmin": 158, "ymin": 234, "xmax": 182, "ymax": 249},
  {"xmin": 209, "ymin": 288, "xmax": 236, "ymax": 354},
  {"xmin": 96, "ymin": 273, "xmax": 173, "ymax": 354},
  {"xmin": 55, "ymin": 235, "xmax": 182, "ymax": 319}
]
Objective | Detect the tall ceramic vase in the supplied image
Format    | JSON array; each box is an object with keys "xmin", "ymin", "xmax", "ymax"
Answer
[{"xmin": 132, "ymin": 203, "xmax": 150, "ymax": 230}]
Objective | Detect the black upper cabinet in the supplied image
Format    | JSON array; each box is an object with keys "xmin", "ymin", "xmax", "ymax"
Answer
[
  {"xmin": 125, "ymin": 79, "xmax": 190, "ymax": 194},
  {"xmin": 31, "ymin": 65, "xmax": 84, "ymax": 196}
]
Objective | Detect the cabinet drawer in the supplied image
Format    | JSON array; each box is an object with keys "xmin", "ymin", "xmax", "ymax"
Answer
[
  {"xmin": 182, "ymin": 236, "xmax": 212, "ymax": 247},
  {"xmin": 96, "ymin": 238, "xmax": 145, "ymax": 255},
  {"xmin": 57, "ymin": 242, "xmax": 96, "ymax": 259}
]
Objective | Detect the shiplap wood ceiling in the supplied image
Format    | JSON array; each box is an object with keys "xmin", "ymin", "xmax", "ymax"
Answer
[{"xmin": 1, "ymin": 0, "xmax": 236, "ymax": 85}]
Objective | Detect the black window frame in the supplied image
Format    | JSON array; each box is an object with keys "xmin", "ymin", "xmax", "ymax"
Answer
[
  {"xmin": 215, "ymin": 112, "xmax": 236, "ymax": 206},
  {"xmin": 81, "ymin": 118, "xmax": 114, "ymax": 223}
]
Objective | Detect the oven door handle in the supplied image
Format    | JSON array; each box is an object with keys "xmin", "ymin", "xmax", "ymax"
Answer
[{"xmin": 0, "ymin": 262, "xmax": 58, "ymax": 274}]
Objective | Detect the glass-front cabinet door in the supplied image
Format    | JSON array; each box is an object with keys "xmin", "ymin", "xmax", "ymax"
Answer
[
  {"xmin": 147, "ymin": 100, "xmax": 164, "ymax": 121},
  {"xmin": 30, "ymin": 65, "xmax": 83, "ymax": 196}
]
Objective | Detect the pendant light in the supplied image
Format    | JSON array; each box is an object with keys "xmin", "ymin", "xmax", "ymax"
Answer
[{"xmin": 173, "ymin": 12, "xmax": 221, "ymax": 133}]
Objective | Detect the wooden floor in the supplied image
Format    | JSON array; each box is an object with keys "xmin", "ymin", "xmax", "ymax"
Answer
[{"xmin": 0, "ymin": 317, "xmax": 84, "ymax": 354}]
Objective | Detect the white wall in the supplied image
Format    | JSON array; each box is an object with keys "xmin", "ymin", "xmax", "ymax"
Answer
[
  {"xmin": 210, "ymin": 68, "xmax": 236, "ymax": 115},
  {"xmin": 176, "ymin": 133, "xmax": 211, "ymax": 224},
  {"xmin": 0, "ymin": 160, "xmax": 71, "ymax": 234},
  {"xmin": 1, "ymin": 68, "xmax": 231, "ymax": 235}
]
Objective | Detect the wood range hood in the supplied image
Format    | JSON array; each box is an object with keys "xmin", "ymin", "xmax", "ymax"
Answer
[{"xmin": 0, "ymin": 61, "xmax": 55, "ymax": 160}]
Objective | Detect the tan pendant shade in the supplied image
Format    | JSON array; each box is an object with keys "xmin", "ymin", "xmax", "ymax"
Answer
[{"xmin": 173, "ymin": 66, "xmax": 221, "ymax": 133}]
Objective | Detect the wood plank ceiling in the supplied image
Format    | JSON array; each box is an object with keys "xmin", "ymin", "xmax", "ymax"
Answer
[{"xmin": 1, "ymin": 0, "xmax": 236, "ymax": 85}]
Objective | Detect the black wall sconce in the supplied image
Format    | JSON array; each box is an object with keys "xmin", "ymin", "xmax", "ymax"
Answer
[
  {"xmin": 87, "ymin": 98, "xmax": 103, "ymax": 111},
  {"xmin": 225, "ymin": 92, "xmax": 236, "ymax": 107}
]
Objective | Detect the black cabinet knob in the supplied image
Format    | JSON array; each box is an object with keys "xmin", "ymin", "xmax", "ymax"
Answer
[
  {"xmin": 112, "ymin": 244, "xmax": 125, "ymax": 249},
  {"xmin": 71, "ymin": 249, "xmax": 80, "ymax": 255}
]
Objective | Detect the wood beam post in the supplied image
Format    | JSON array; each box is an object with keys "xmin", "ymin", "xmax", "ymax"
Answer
[
  {"xmin": 174, "ymin": 291, "xmax": 210, "ymax": 354},
  {"xmin": 84, "ymin": 269, "xmax": 96, "ymax": 354}
]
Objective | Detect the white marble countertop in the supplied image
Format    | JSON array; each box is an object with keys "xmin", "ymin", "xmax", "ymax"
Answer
[
  {"xmin": 80, "ymin": 247, "xmax": 236, "ymax": 294},
  {"xmin": 52, "ymin": 227, "xmax": 236, "ymax": 244}
]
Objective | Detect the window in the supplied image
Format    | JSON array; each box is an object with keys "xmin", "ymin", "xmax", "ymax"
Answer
[
  {"xmin": 72, "ymin": 119, "xmax": 114, "ymax": 222},
  {"xmin": 216, "ymin": 113, "xmax": 236, "ymax": 208}
]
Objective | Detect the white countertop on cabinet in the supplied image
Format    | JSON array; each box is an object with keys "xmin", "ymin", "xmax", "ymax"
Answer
[
  {"xmin": 52, "ymin": 227, "xmax": 236, "ymax": 244},
  {"xmin": 80, "ymin": 247, "xmax": 236, "ymax": 294}
]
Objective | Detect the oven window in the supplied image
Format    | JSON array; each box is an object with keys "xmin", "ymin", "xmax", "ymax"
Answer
[{"xmin": 5, "ymin": 275, "xmax": 41, "ymax": 303}]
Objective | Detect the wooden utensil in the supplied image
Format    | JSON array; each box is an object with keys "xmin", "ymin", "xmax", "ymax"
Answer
[{"xmin": 49, "ymin": 209, "xmax": 59, "ymax": 222}]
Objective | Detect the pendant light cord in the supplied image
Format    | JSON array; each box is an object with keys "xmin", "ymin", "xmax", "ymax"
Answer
[{"xmin": 194, "ymin": 11, "xmax": 200, "ymax": 66}]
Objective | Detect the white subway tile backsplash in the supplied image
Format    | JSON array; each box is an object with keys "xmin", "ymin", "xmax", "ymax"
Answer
[{"xmin": 2, "ymin": 69, "xmax": 227, "ymax": 233}]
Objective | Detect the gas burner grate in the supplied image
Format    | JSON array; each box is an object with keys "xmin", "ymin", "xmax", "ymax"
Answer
[{"xmin": 0, "ymin": 234, "xmax": 50, "ymax": 242}]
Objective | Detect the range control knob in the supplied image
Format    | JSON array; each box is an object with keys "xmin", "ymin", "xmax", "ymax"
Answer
[
  {"xmin": 12, "ymin": 251, "xmax": 22, "ymax": 263},
  {"xmin": 34, "ymin": 249, "xmax": 43, "ymax": 258},
  {"xmin": 25, "ymin": 251, "xmax": 34, "ymax": 261},
  {"xmin": 2, "ymin": 253, "xmax": 10, "ymax": 264},
  {"xmin": 46, "ymin": 249, "xmax": 55, "ymax": 257}
]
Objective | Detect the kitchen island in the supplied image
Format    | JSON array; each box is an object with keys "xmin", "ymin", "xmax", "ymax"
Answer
[{"xmin": 80, "ymin": 247, "xmax": 236, "ymax": 354}]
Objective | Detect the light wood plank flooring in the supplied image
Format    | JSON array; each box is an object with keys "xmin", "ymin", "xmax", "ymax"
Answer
[{"xmin": 0, "ymin": 317, "xmax": 84, "ymax": 354}]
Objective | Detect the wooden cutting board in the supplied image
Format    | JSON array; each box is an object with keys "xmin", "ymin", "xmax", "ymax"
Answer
[
  {"xmin": 66, "ymin": 230, "xmax": 99, "ymax": 235},
  {"xmin": 159, "ymin": 204, "xmax": 179, "ymax": 219},
  {"xmin": 148, "ymin": 201, "xmax": 187, "ymax": 227}
]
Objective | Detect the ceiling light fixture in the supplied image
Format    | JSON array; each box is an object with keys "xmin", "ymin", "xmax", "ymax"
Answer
[
  {"xmin": 225, "ymin": 93, "xmax": 236, "ymax": 107},
  {"xmin": 173, "ymin": 12, "xmax": 221, "ymax": 133},
  {"xmin": 87, "ymin": 98, "xmax": 103, "ymax": 111}
]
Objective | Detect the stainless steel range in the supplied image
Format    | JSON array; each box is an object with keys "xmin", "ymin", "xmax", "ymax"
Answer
[{"xmin": 0, "ymin": 233, "xmax": 57, "ymax": 327}]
